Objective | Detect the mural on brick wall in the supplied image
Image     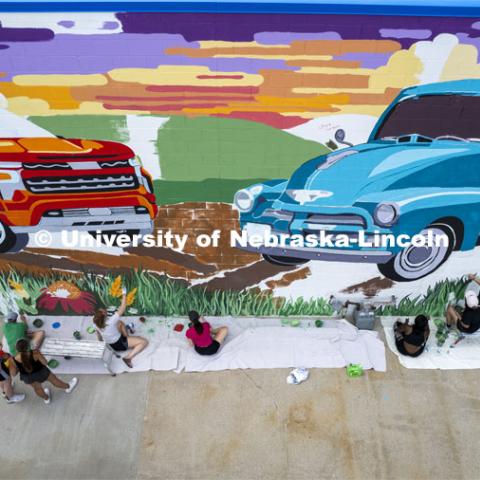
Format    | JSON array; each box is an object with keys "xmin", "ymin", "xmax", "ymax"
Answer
[{"xmin": 0, "ymin": 12, "xmax": 478, "ymax": 316}]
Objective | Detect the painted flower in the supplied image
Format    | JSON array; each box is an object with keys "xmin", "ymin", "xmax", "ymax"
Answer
[
  {"xmin": 37, "ymin": 281, "xmax": 97, "ymax": 314},
  {"xmin": 109, "ymin": 275, "xmax": 123, "ymax": 298},
  {"xmin": 8, "ymin": 279, "xmax": 29, "ymax": 300},
  {"xmin": 126, "ymin": 287, "xmax": 137, "ymax": 306}
]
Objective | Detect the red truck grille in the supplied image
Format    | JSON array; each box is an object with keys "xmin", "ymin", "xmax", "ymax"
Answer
[{"xmin": 24, "ymin": 174, "xmax": 138, "ymax": 194}]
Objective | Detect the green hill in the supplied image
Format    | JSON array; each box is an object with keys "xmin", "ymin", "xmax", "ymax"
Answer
[
  {"xmin": 157, "ymin": 116, "xmax": 328, "ymax": 181},
  {"xmin": 29, "ymin": 114, "xmax": 328, "ymax": 204}
]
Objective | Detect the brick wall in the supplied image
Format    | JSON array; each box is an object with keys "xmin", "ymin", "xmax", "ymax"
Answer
[{"xmin": 155, "ymin": 202, "xmax": 259, "ymax": 270}]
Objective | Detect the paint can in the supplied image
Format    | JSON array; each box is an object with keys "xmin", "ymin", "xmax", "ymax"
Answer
[
  {"xmin": 126, "ymin": 322, "xmax": 135, "ymax": 335},
  {"xmin": 33, "ymin": 318, "xmax": 44, "ymax": 328},
  {"xmin": 48, "ymin": 359, "xmax": 59, "ymax": 369},
  {"xmin": 346, "ymin": 364, "xmax": 363, "ymax": 377}
]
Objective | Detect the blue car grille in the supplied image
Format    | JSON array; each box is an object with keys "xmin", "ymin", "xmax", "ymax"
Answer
[
  {"xmin": 306, "ymin": 213, "xmax": 366, "ymax": 228},
  {"xmin": 262, "ymin": 209, "xmax": 294, "ymax": 221}
]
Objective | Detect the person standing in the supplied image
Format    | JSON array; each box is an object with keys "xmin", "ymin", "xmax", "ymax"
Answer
[
  {"xmin": 0, "ymin": 349, "xmax": 25, "ymax": 404},
  {"xmin": 10, "ymin": 338, "xmax": 77, "ymax": 404}
]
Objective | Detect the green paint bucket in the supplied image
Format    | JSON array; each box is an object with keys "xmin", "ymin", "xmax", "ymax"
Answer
[
  {"xmin": 48, "ymin": 359, "xmax": 59, "ymax": 369},
  {"xmin": 346, "ymin": 364, "xmax": 363, "ymax": 377},
  {"xmin": 87, "ymin": 326, "xmax": 96, "ymax": 334},
  {"xmin": 290, "ymin": 319, "xmax": 300, "ymax": 327},
  {"xmin": 315, "ymin": 319, "xmax": 324, "ymax": 328}
]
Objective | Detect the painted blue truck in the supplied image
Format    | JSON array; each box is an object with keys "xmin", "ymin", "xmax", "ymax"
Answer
[{"xmin": 233, "ymin": 79, "xmax": 480, "ymax": 281}]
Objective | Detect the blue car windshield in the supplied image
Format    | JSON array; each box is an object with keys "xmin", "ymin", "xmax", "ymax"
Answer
[{"xmin": 374, "ymin": 94, "xmax": 480, "ymax": 141}]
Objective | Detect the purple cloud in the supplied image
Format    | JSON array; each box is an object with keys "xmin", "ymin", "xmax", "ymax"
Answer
[
  {"xmin": 379, "ymin": 29, "xmax": 432, "ymax": 40},
  {"xmin": 0, "ymin": 25, "xmax": 53, "ymax": 42},
  {"xmin": 117, "ymin": 12, "xmax": 478, "ymax": 49},
  {"xmin": 0, "ymin": 32, "xmax": 295, "ymax": 79},
  {"xmin": 335, "ymin": 52, "xmax": 390, "ymax": 69},
  {"xmin": 57, "ymin": 21, "xmax": 75, "ymax": 29},
  {"xmin": 254, "ymin": 31, "xmax": 341, "ymax": 45},
  {"xmin": 102, "ymin": 21, "xmax": 120, "ymax": 31}
]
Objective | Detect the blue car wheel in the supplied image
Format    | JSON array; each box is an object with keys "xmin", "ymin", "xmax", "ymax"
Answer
[{"xmin": 377, "ymin": 222, "xmax": 456, "ymax": 282}]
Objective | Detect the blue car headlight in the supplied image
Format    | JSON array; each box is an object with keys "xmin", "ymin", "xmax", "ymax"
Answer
[
  {"xmin": 234, "ymin": 185, "xmax": 263, "ymax": 212},
  {"xmin": 374, "ymin": 203, "xmax": 399, "ymax": 227}
]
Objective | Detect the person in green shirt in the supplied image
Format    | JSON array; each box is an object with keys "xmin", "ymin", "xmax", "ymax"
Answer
[{"xmin": 3, "ymin": 312, "xmax": 45, "ymax": 355}]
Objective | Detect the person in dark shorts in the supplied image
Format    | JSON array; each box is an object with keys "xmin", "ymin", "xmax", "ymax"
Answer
[
  {"xmin": 185, "ymin": 310, "xmax": 228, "ymax": 356},
  {"xmin": 10, "ymin": 338, "xmax": 78, "ymax": 404},
  {"xmin": 0, "ymin": 348, "xmax": 25, "ymax": 404},
  {"xmin": 446, "ymin": 288, "xmax": 480, "ymax": 334},
  {"xmin": 93, "ymin": 286, "xmax": 148, "ymax": 368},
  {"xmin": 394, "ymin": 315, "xmax": 430, "ymax": 357}
]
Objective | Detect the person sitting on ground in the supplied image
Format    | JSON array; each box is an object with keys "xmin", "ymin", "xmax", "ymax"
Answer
[
  {"xmin": 0, "ymin": 348, "xmax": 25, "ymax": 404},
  {"xmin": 3, "ymin": 311, "xmax": 45, "ymax": 355},
  {"xmin": 93, "ymin": 287, "xmax": 148, "ymax": 368},
  {"xmin": 394, "ymin": 315, "xmax": 430, "ymax": 357},
  {"xmin": 446, "ymin": 284, "xmax": 480, "ymax": 334},
  {"xmin": 185, "ymin": 310, "xmax": 228, "ymax": 356},
  {"xmin": 9, "ymin": 338, "xmax": 77, "ymax": 404}
]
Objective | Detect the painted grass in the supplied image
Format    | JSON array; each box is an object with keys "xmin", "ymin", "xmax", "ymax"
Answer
[
  {"xmin": 0, "ymin": 268, "xmax": 469, "ymax": 318},
  {"xmin": 376, "ymin": 277, "xmax": 469, "ymax": 317},
  {"xmin": 0, "ymin": 269, "xmax": 333, "ymax": 317}
]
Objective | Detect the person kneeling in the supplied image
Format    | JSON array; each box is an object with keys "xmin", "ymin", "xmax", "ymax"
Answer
[
  {"xmin": 394, "ymin": 315, "xmax": 430, "ymax": 357},
  {"xmin": 186, "ymin": 311, "xmax": 228, "ymax": 356},
  {"xmin": 3, "ymin": 311, "xmax": 45, "ymax": 355},
  {"xmin": 446, "ymin": 288, "xmax": 480, "ymax": 334},
  {"xmin": 93, "ymin": 287, "xmax": 148, "ymax": 368}
]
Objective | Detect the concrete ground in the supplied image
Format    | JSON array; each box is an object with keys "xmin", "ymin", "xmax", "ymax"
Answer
[{"xmin": 1, "ymin": 332, "xmax": 480, "ymax": 480}]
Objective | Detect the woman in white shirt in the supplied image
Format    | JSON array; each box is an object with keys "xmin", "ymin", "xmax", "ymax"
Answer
[{"xmin": 93, "ymin": 287, "xmax": 148, "ymax": 368}]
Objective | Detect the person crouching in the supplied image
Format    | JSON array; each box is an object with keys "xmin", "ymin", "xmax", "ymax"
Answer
[
  {"xmin": 186, "ymin": 311, "xmax": 228, "ymax": 356},
  {"xmin": 394, "ymin": 315, "xmax": 430, "ymax": 357}
]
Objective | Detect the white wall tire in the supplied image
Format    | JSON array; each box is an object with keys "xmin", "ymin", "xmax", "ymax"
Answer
[{"xmin": 377, "ymin": 223, "xmax": 455, "ymax": 282}]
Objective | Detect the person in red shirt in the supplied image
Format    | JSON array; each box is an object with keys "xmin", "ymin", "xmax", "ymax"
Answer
[{"xmin": 185, "ymin": 310, "xmax": 228, "ymax": 356}]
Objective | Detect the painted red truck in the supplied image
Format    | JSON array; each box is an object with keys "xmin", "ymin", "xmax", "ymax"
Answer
[{"xmin": 0, "ymin": 137, "xmax": 158, "ymax": 252}]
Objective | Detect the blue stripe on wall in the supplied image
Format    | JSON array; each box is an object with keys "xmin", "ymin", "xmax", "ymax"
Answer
[{"xmin": 1, "ymin": 2, "xmax": 480, "ymax": 17}]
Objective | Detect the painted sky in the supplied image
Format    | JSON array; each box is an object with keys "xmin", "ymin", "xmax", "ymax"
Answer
[{"xmin": 1, "ymin": 12, "xmax": 480, "ymax": 128}]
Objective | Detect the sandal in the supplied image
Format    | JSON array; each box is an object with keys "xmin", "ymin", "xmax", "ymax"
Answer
[{"xmin": 122, "ymin": 357, "xmax": 133, "ymax": 368}]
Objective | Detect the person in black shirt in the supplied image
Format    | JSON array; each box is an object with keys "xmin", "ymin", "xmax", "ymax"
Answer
[
  {"xmin": 446, "ymin": 281, "xmax": 480, "ymax": 334},
  {"xmin": 394, "ymin": 315, "xmax": 430, "ymax": 357}
]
